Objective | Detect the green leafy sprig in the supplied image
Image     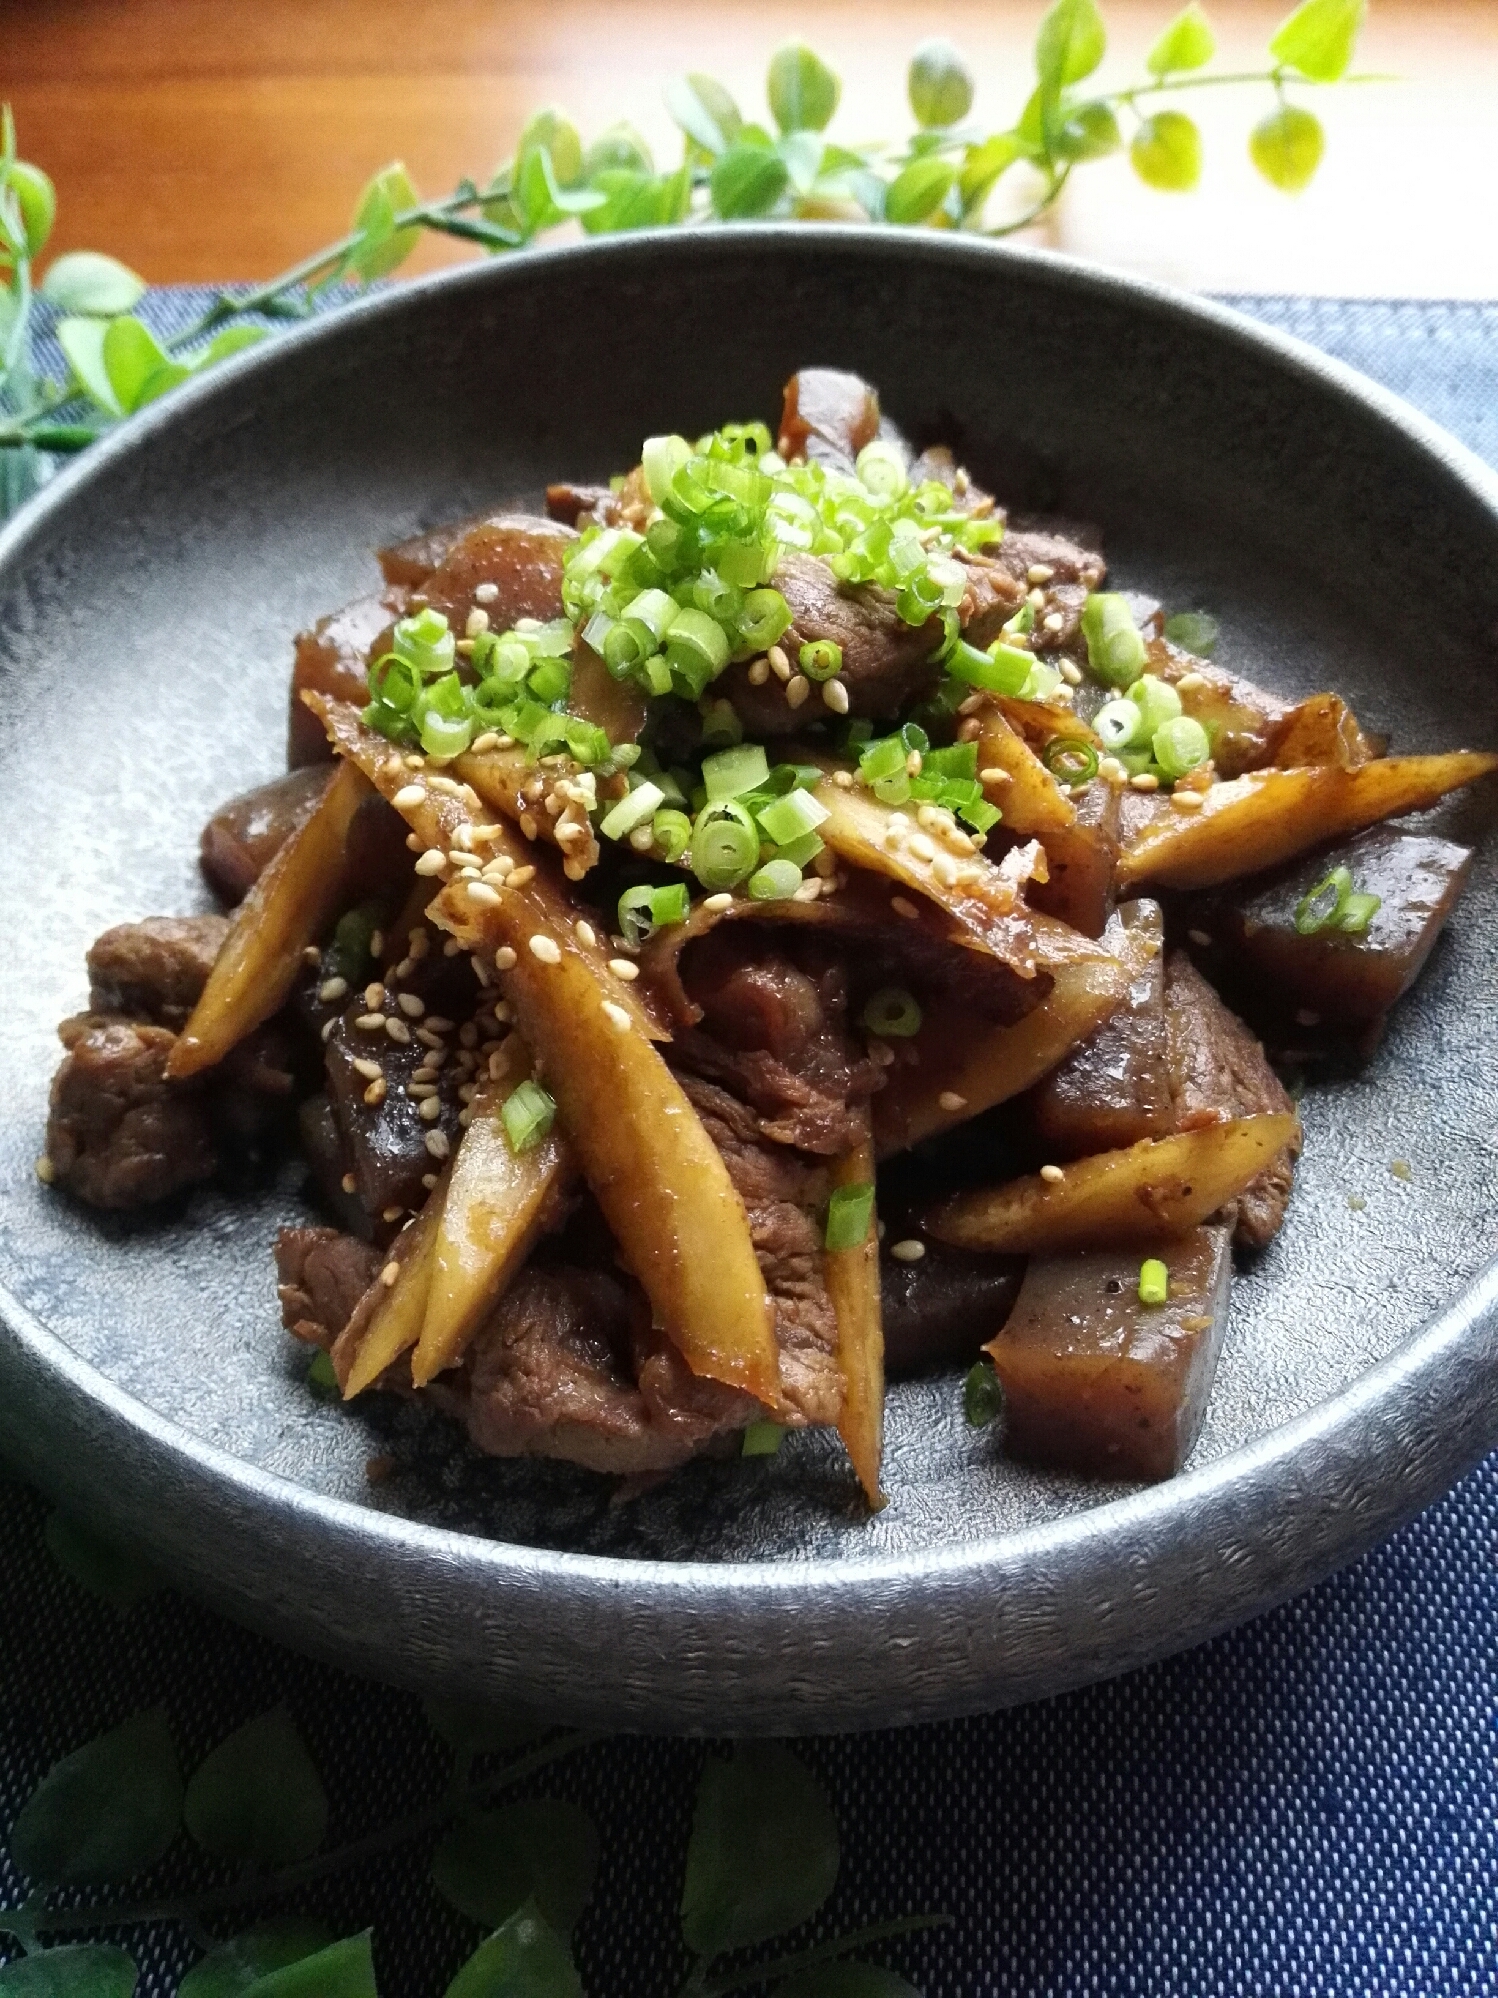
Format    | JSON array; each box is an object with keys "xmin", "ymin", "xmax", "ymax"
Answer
[
  {"xmin": 0, "ymin": 0, "xmax": 1368, "ymax": 473},
  {"xmin": 0, "ymin": 1509, "xmax": 946, "ymax": 1995}
]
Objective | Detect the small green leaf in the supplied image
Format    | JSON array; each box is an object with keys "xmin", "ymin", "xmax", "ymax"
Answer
[
  {"xmin": 101, "ymin": 316, "xmax": 172, "ymax": 415},
  {"xmin": 10, "ymin": 1709, "xmax": 182, "ymax": 1885},
  {"xmin": 199, "ymin": 326, "xmax": 269, "ymax": 366},
  {"xmin": 443, "ymin": 1906, "xmax": 581, "ymax": 1998},
  {"xmin": 664, "ymin": 75, "xmax": 742, "ymax": 156},
  {"xmin": 133, "ymin": 360, "xmax": 193, "ymax": 408},
  {"xmin": 1034, "ymin": 0, "xmax": 1108, "ymax": 96},
  {"xmin": 1269, "ymin": 0, "xmax": 1364, "ymax": 83},
  {"xmin": 179, "ymin": 1923, "xmax": 335, "ymax": 1998},
  {"xmin": 681, "ymin": 1745, "xmax": 840, "ymax": 1959},
  {"xmin": 420, "ymin": 1696, "xmax": 546, "ymax": 1759},
  {"xmin": 1145, "ymin": 3, "xmax": 1216, "ymax": 77},
  {"xmin": 1164, "ymin": 610, "xmax": 1219, "ymax": 655},
  {"xmin": 39, "ymin": 250, "xmax": 146, "ymax": 316},
  {"xmin": 959, "ymin": 132, "xmax": 1026, "ymax": 212},
  {"xmin": 348, "ymin": 162, "xmax": 420, "ymax": 280},
  {"xmin": 0, "ymin": 1946, "xmax": 137, "ymax": 1996},
  {"xmin": 766, "ymin": 43, "xmax": 841, "ymax": 135},
  {"xmin": 1053, "ymin": 101, "xmax": 1121, "ymax": 163},
  {"xmin": 519, "ymin": 146, "xmax": 606, "ymax": 227},
  {"xmin": 7, "ymin": 162, "xmax": 55, "ymax": 257},
  {"xmin": 184, "ymin": 1708, "xmax": 327, "ymax": 1867},
  {"xmin": 306, "ymin": 1348, "xmax": 340, "ymax": 1399},
  {"xmin": 776, "ymin": 1967, "xmax": 923, "ymax": 1998},
  {"xmin": 582, "ymin": 169, "xmax": 682, "ymax": 235},
  {"xmin": 710, "ymin": 144, "xmax": 791, "ymax": 220},
  {"xmin": 777, "ymin": 131, "xmax": 825, "ymax": 197},
  {"xmin": 516, "ymin": 109, "xmax": 584, "ymax": 189},
  {"xmin": 584, "ymin": 124, "xmax": 653, "ymax": 178},
  {"xmin": 239, "ymin": 1934, "xmax": 376, "ymax": 1998},
  {"xmin": 907, "ymin": 40, "xmax": 975, "ymax": 129},
  {"xmin": 43, "ymin": 1512, "xmax": 164, "ymax": 1610},
  {"xmin": 1249, "ymin": 102, "xmax": 1324, "ymax": 190},
  {"xmin": 884, "ymin": 157, "xmax": 956, "ymax": 226},
  {"xmin": 431, "ymin": 1801, "xmax": 598, "ymax": 1937},
  {"xmin": 57, "ymin": 318, "xmax": 122, "ymax": 414},
  {"xmin": 1130, "ymin": 110, "xmax": 1203, "ymax": 190}
]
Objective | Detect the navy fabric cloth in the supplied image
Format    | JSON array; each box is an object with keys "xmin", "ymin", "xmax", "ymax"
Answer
[{"xmin": 3, "ymin": 293, "xmax": 1496, "ymax": 1997}]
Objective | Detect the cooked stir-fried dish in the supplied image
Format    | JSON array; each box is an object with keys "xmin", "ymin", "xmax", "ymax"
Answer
[{"xmin": 40, "ymin": 369, "xmax": 1497, "ymax": 1503}]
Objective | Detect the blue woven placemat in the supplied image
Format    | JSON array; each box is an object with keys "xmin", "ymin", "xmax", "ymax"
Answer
[{"xmin": 3, "ymin": 292, "xmax": 1495, "ymax": 1998}]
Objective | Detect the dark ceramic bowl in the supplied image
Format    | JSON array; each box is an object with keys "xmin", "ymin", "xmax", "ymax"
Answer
[{"xmin": 2, "ymin": 229, "xmax": 1496, "ymax": 1733}]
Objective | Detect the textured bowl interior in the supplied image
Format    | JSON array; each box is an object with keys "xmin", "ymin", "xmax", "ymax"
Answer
[{"xmin": 1, "ymin": 231, "xmax": 1496, "ymax": 1730}]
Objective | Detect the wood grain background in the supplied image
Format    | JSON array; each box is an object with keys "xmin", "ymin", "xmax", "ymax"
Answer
[{"xmin": 5, "ymin": 1, "xmax": 1496, "ymax": 295}]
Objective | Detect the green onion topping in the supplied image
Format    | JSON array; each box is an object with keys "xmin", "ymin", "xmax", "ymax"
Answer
[
  {"xmin": 825, "ymin": 1180, "xmax": 875, "ymax": 1252},
  {"xmin": 599, "ymin": 780, "xmax": 665, "ymax": 842},
  {"xmin": 1081, "ymin": 593, "xmax": 1147, "ymax": 688},
  {"xmin": 747, "ymin": 858, "xmax": 803, "ymax": 901},
  {"xmin": 1293, "ymin": 866, "xmax": 1382, "ymax": 937},
  {"xmin": 1042, "ymin": 737, "xmax": 1100, "ymax": 788},
  {"xmin": 1138, "ymin": 1258, "xmax": 1170, "ymax": 1307},
  {"xmin": 798, "ymin": 639, "xmax": 843, "ymax": 682},
  {"xmin": 962, "ymin": 1360, "xmax": 1004, "ymax": 1428},
  {"xmin": 702, "ymin": 742, "xmax": 770, "ymax": 802},
  {"xmin": 1129, "ymin": 673, "xmax": 1183, "ymax": 738},
  {"xmin": 690, "ymin": 805, "xmax": 760, "ymax": 890},
  {"xmin": 501, "ymin": 1079, "xmax": 556, "ymax": 1155},
  {"xmin": 1152, "ymin": 715, "xmax": 1211, "ymax": 780},
  {"xmin": 741, "ymin": 1419, "xmax": 784, "ymax": 1457},
  {"xmin": 862, "ymin": 986, "xmax": 922, "ymax": 1038}
]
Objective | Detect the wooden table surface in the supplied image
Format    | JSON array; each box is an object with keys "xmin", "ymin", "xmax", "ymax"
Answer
[{"xmin": 6, "ymin": 0, "xmax": 1498, "ymax": 298}]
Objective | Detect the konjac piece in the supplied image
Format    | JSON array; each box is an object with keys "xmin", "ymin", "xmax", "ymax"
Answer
[
  {"xmin": 1031, "ymin": 899, "xmax": 1172, "ymax": 1158},
  {"xmin": 200, "ymin": 766, "xmax": 331, "ymax": 905},
  {"xmin": 985, "ymin": 1226, "xmax": 1231, "ymax": 1481}
]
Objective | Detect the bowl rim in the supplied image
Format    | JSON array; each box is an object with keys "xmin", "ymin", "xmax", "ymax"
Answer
[{"xmin": 5, "ymin": 225, "xmax": 1498, "ymax": 1719}]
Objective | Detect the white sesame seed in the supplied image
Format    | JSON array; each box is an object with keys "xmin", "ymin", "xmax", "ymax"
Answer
[
  {"xmin": 1043, "ymin": 611, "xmax": 1065, "ymax": 633},
  {"xmin": 424, "ymin": 1130, "xmax": 451, "ymax": 1160},
  {"xmin": 529, "ymin": 934, "xmax": 562, "ymax": 964},
  {"xmin": 1171, "ymin": 790, "xmax": 1204, "ymax": 812},
  {"xmin": 364, "ymin": 982, "xmax": 385, "ymax": 1009},
  {"xmin": 1176, "ymin": 670, "xmax": 1208, "ymax": 692},
  {"xmin": 793, "ymin": 879, "xmax": 822, "ymax": 902},
  {"xmin": 471, "ymin": 731, "xmax": 500, "ymax": 755},
  {"xmin": 352, "ymin": 1056, "xmax": 383, "ymax": 1081},
  {"xmin": 429, "ymin": 774, "xmax": 462, "ymax": 797},
  {"xmin": 35, "ymin": 1155, "xmax": 54, "ymax": 1185},
  {"xmin": 363, "ymin": 1076, "xmax": 387, "ymax": 1106},
  {"xmin": 508, "ymin": 866, "xmax": 536, "ymax": 888},
  {"xmin": 1026, "ymin": 564, "xmax": 1055, "ymax": 585},
  {"xmin": 1059, "ymin": 659, "xmax": 1082, "ymax": 685},
  {"xmin": 426, "ymin": 1016, "xmax": 456, "ymax": 1033},
  {"xmin": 519, "ymin": 812, "xmax": 539, "ymax": 841},
  {"xmin": 381, "ymin": 1205, "xmax": 405, "ymax": 1224},
  {"xmin": 1188, "ymin": 929, "xmax": 1213, "ymax": 947},
  {"xmin": 889, "ymin": 1238, "xmax": 926, "ymax": 1263},
  {"xmin": 747, "ymin": 658, "xmax": 770, "ymax": 686},
  {"xmin": 891, "ymin": 896, "xmax": 920, "ymax": 920},
  {"xmin": 767, "ymin": 644, "xmax": 791, "ymax": 681},
  {"xmin": 703, "ymin": 892, "xmax": 733, "ymax": 913},
  {"xmin": 414, "ymin": 850, "xmax": 447, "ymax": 877},
  {"xmin": 385, "ymin": 1017, "xmax": 412, "ymax": 1045},
  {"xmin": 418, "ymin": 1094, "xmax": 442, "ymax": 1121},
  {"xmin": 321, "ymin": 1018, "xmax": 337, "ymax": 1043},
  {"xmin": 318, "ymin": 977, "xmax": 348, "ymax": 1004},
  {"xmin": 465, "ymin": 606, "xmax": 490, "ymax": 638},
  {"xmin": 392, "ymin": 783, "xmax": 426, "ymax": 811},
  {"xmin": 380, "ymin": 1261, "xmax": 401, "ymax": 1288},
  {"xmin": 832, "ymin": 769, "xmax": 854, "ymax": 789},
  {"xmin": 1027, "ymin": 586, "xmax": 1047, "ymax": 609},
  {"xmin": 443, "ymin": 940, "xmax": 461, "ymax": 958},
  {"xmin": 956, "ymin": 718, "xmax": 981, "ymax": 742},
  {"xmin": 932, "ymin": 853, "xmax": 960, "ymax": 887},
  {"xmin": 415, "ymin": 1027, "xmax": 444, "ymax": 1050},
  {"xmin": 609, "ymin": 958, "xmax": 639, "ymax": 980},
  {"xmin": 473, "ymin": 581, "xmax": 499, "ymax": 604},
  {"xmin": 822, "ymin": 678, "xmax": 850, "ymax": 715},
  {"xmin": 1098, "ymin": 755, "xmax": 1127, "ymax": 785},
  {"xmin": 1040, "ymin": 1163, "xmax": 1066, "ymax": 1184},
  {"xmin": 1130, "ymin": 772, "xmax": 1160, "ymax": 793},
  {"xmin": 938, "ymin": 1090, "xmax": 968, "ymax": 1113},
  {"xmin": 494, "ymin": 946, "xmax": 517, "ymax": 971},
  {"xmin": 396, "ymin": 992, "xmax": 425, "ymax": 1018},
  {"xmin": 466, "ymin": 881, "xmax": 502, "ymax": 906},
  {"xmin": 341, "ymin": 1172, "xmax": 358, "ymax": 1195},
  {"xmin": 575, "ymin": 920, "xmax": 597, "ymax": 948},
  {"xmin": 908, "ymin": 832, "xmax": 936, "ymax": 862},
  {"xmin": 785, "ymin": 675, "xmax": 811, "ymax": 710},
  {"xmin": 906, "ymin": 750, "xmax": 923, "ymax": 776},
  {"xmin": 602, "ymin": 1000, "xmax": 631, "ymax": 1032},
  {"xmin": 355, "ymin": 1012, "xmax": 386, "ymax": 1032},
  {"xmin": 628, "ymin": 825, "xmax": 655, "ymax": 853}
]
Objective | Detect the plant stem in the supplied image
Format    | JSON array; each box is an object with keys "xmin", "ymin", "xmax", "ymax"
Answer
[
  {"xmin": 1, "ymin": 1731, "xmax": 592, "ymax": 1942},
  {"xmin": 685, "ymin": 1913, "xmax": 952, "ymax": 1998}
]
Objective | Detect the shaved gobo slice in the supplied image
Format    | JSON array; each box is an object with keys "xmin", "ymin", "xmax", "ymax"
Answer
[{"xmin": 826, "ymin": 1130, "xmax": 884, "ymax": 1507}]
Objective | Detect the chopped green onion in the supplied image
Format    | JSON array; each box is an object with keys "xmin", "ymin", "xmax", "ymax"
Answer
[
  {"xmin": 741, "ymin": 1419, "xmax": 784, "ymax": 1457},
  {"xmin": 1293, "ymin": 866, "xmax": 1354, "ymax": 936},
  {"xmin": 391, "ymin": 606, "xmax": 455, "ymax": 677},
  {"xmin": 366, "ymin": 652, "xmax": 423, "ymax": 716},
  {"xmin": 519, "ymin": 617, "xmax": 574, "ymax": 659},
  {"xmin": 962, "ymin": 1360, "xmax": 1004, "ymax": 1428},
  {"xmin": 502, "ymin": 1079, "xmax": 556, "ymax": 1155},
  {"xmin": 665, "ymin": 606, "xmax": 730, "ymax": 693},
  {"xmin": 1081, "ymin": 593, "xmax": 1147, "ymax": 688},
  {"xmin": 1002, "ymin": 601, "xmax": 1036, "ymax": 637},
  {"xmin": 1337, "ymin": 889, "xmax": 1382, "ymax": 935},
  {"xmin": 855, "ymin": 438, "xmax": 908, "ymax": 498},
  {"xmin": 1152, "ymin": 715, "xmax": 1211, "ymax": 780},
  {"xmin": 951, "ymin": 640, "xmax": 1033, "ymax": 697},
  {"xmin": 651, "ymin": 808, "xmax": 693, "ymax": 863},
  {"xmin": 755, "ymin": 787, "xmax": 829, "ymax": 846},
  {"xmin": 699, "ymin": 698, "xmax": 743, "ymax": 748},
  {"xmin": 923, "ymin": 741, "xmax": 976, "ymax": 781},
  {"xmin": 648, "ymin": 882, "xmax": 690, "ymax": 928},
  {"xmin": 825, "ymin": 1181, "xmax": 875, "ymax": 1252},
  {"xmin": 863, "ymin": 987, "xmax": 922, "ymax": 1038},
  {"xmin": 748, "ymin": 858, "xmax": 803, "ymax": 900},
  {"xmin": 563, "ymin": 718, "xmax": 611, "ymax": 767},
  {"xmin": 798, "ymin": 639, "xmax": 843, "ymax": 682},
  {"xmin": 859, "ymin": 735, "xmax": 908, "ymax": 785},
  {"xmin": 642, "ymin": 433, "xmax": 691, "ymax": 505},
  {"xmin": 1019, "ymin": 660, "xmax": 1062, "ymax": 703},
  {"xmin": 690, "ymin": 806, "xmax": 760, "ymax": 890},
  {"xmin": 526, "ymin": 656, "xmax": 571, "ymax": 705},
  {"xmin": 616, "ymin": 882, "xmax": 688, "ymax": 945},
  {"xmin": 1138, "ymin": 1258, "xmax": 1170, "ymax": 1306},
  {"xmin": 1129, "ymin": 673, "xmax": 1183, "ymax": 738},
  {"xmin": 737, "ymin": 587, "xmax": 793, "ymax": 653},
  {"xmin": 1164, "ymin": 610, "xmax": 1219, "ymax": 657},
  {"xmin": 771, "ymin": 830, "xmax": 824, "ymax": 868},
  {"xmin": 599, "ymin": 780, "xmax": 666, "ymax": 841},
  {"xmin": 703, "ymin": 742, "xmax": 770, "ymax": 802},
  {"xmin": 1094, "ymin": 699, "xmax": 1145, "ymax": 751},
  {"xmin": 306, "ymin": 1348, "xmax": 339, "ymax": 1398},
  {"xmin": 1043, "ymin": 737, "xmax": 1100, "ymax": 787}
]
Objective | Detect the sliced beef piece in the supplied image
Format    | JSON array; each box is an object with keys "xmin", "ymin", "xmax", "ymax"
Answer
[
  {"xmin": 290, "ymin": 589, "xmax": 405, "ymax": 767},
  {"xmin": 200, "ymin": 766, "xmax": 330, "ymax": 905},
  {"xmin": 670, "ymin": 929, "xmax": 883, "ymax": 1155},
  {"xmin": 676, "ymin": 1073, "xmax": 842, "ymax": 1427},
  {"xmin": 908, "ymin": 444, "xmax": 1001, "ymax": 519},
  {"xmin": 86, "ymin": 915, "xmax": 228, "ymax": 1028},
  {"xmin": 956, "ymin": 550, "xmax": 1027, "ymax": 649},
  {"xmin": 716, "ymin": 552, "xmax": 944, "ymax": 735},
  {"xmin": 984, "ymin": 521, "xmax": 1106, "ymax": 656},
  {"xmin": 212, "ymin": 1023, "xmax": 298, "ymax": 1175},
  {"xmin": 778, "ymin": 368, "xmax": 881, "ymax": 473},
  {"xmin": 881, "ymin": 1240, "xmax": 1025, "ymax": 1377},
  {"xmin": 1163, "ymin": 950, "xmax": 1300, "ymax": 1250},
  {"xmin": 275, "ymin": 1225, "xmax": 384, "ymax": 1347},
  {"xmin": 46, "ymin": 1022, "xmax": 215, "ymax": 1209}
]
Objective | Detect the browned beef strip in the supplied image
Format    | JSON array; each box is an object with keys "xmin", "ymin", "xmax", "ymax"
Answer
[
  {"xmin": 275, "ymin": 1225, "xmax": 384, "ymax": 1347},
  {"xmin": 1163, "ymin": 949, "xmax": 1300, "ymax": 1250},
  {"xmin": 676, "ymin": 1072, "xmax": 842, "ymax": 1427},
  {"xmin": 289, "ymin": 589, "xmax": 405, "ymax": 767},
  {"xmin": 778, "ymin": 368, "xmax": 883, "ymax": 473},
  {"xmin": 200, "ymin": 765, "xmax": 330, "ymax": 904},
  {"xmin": 716, "ymin": 552, "xmax": 945, "ymax": 735},
  {"xmin": 670, "ymin": 929, "xmax": 883, "ymax": 1155},
  {"xmin": 46, "ymin": 1022, "xmax": 215, "ymax": 1208},
  {"xmin": 86, "ymin": 915, "xmax": 228, "ymax": 1027}
]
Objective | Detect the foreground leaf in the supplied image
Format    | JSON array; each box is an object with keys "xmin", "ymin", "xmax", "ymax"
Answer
[
  {"xmin": 1269, "ymin": 0, "xmax": 1364, "ymax": 83},
  {"xmin": 1034, "ymin": 0, "xmax": 1107, "ymax": 97},
  {"xmin": 431, "ymin": 1802, "xmax": 598, "ymax": 1937},
  {"xmin": 179, "ymin": 1922, "xmax": 335, "ymax": 1998},
  {"xmin": 681, "ymin": 1746, "xmax": 840, "ymax": 1959},
  {"xmin": 664, "ymin": 74, "xmax": 742, "ymax": 156},
  {"xmin": 55, "ymin": 316, "xmax": 121, "ymax": 415},
  {"xmin": 0, "ymin": 1946, "xmax": 136, "ymax": 1996},
  {"xmin": 421, "ymin": 1696, "xmax": 547, "ymax": 1760},
  {"xmin": 1130, "ymin": 111, "xmax": 1202, "ymax": 191},
  {"xmin": 43, "ymin": 1512, "xmax": 164, "ymax": 1610},
  {"xmin": 711, "ymin": 144, "xmax": 790, "ymax": 219},
  {"xmin": 767, "ymin": 43, "xmax": 841, "ymax": 134},
  {"xmin": 10, "ymin": 1710, "xmax": 182, "ymax": 1886},
  {"xmin": 1249, "ymin": 103, "xmax": 1324, "ymax": 190},
  {"xmin": 443, "ymin": 1906, "xmax": 581, "ymax": 1998},
  {"xmin": 184, "ymin": 1708, "xmax": 327, "ymax": 1867},
  {"xmin": 239, "ymin": 1933, "xmax": 376, "ymax": 1998},
  {"xmin": 1146, "ymin": 2, "xmax": 1216, "ymax": 77},
  {"xmin": 348, "ymin": 163, "xmax": 421, "ymax": 280},
  {"xmin": 38, "ymin": 249, "xmax": 145, "ymax": 316}
]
